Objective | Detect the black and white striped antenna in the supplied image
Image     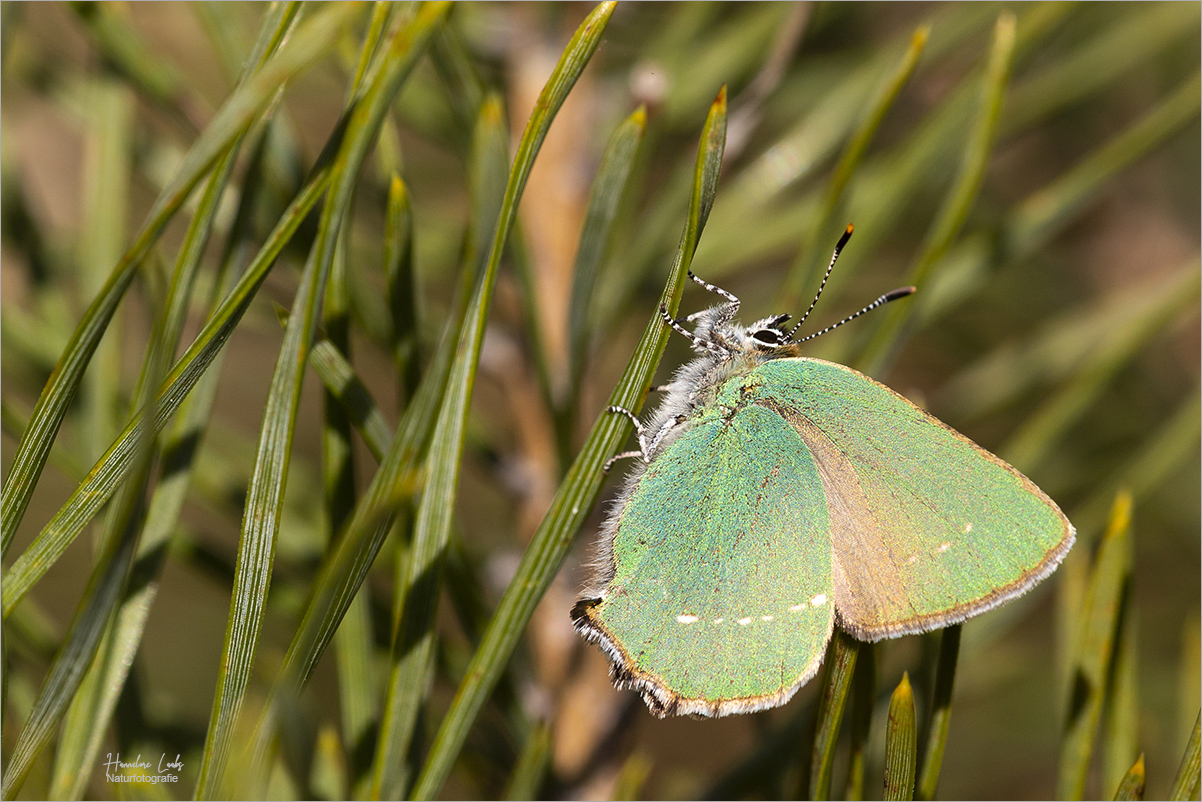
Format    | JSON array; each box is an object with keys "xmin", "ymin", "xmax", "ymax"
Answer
[{"xmin": 785, "ymin": 224, "xmax": 914, "ymax": 343}]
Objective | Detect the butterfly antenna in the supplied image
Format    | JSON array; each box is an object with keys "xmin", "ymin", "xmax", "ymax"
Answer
[
  {"xmin": 786, "ymin": 224, "xmax": 854, "ymax": 341},
  {"xmin": 793, "ymin": 285, "xmax": 916, "ymax": 345}
]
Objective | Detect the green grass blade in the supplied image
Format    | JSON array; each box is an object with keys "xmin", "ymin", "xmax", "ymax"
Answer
[
  {"xmin": 199, "ymin": 148, "xmax": 319, "ymax": 802},
  {"xmin": 1114, "ymin": 754, "xmax": 1146, "ymax": 801},
  {"xmin": 368, "ymin": 92, "xmax": 510, "ymax": 800},
  {"xmin": 563, "ymin": 106, "xmax": 647, "ymax": 449},
  {"xmin": 337, "ymin": 589, "xmax": 377, "ymax": 798},
  {"xmin": 1, "ymin": 280, "xmax": 174, "ymax": 799},
  {"xmin": 309, "ymin": 336, "xmax": 393, "ymax": 460},
  {"xmin": 1071, "ymin": 387, "xmax": 1201, "ymax": 539},
  {"xmin": 1006, "ymin": 71, "xmax": 1201, "ymax": 260},
  {"xmin": 323, "ymin": 226, "xmax": 355, "ymax": 533},
  {"xmin": 810, "ymin": 629, "xmax": 859, "ymax": 801},
  {"xmin": 1001, "ymin": 262, "xmax": 1200, "ymax": 473},
  {"xmin": 0, "ymin": 1, "xmax": 357, "ymax": 558},
  {"xmin": 844, "ymin": 642, "xmax": 877, "ymax": 801},
  {"xmin": 1, "ymin": 156, "xmax": 334, "ymax": 619},
  {"xmin": 1058, "ymin": 491, "xmax": 1134, "ymax": 800},
  {"xmin": 857, "ymin": 11, "xmax": 1017, "ymax": 376},
  {"xmin": 324, "ymin": 221, "xmax": 371, "ymax": 801},
  {"xmin": 937, "ymin": 262, "xmax": 1201, "ymax": 427},
  {"xmin": 75, "ymin": 79, "xmax": 133, "ymax": 464},
  {"xmin": 349, "ymin": 1, "xmax": 398, "ymax": 98},
  {"xmin": 884, "ymin": 672, "xmax": 918, "ymax": 801},
  {"xmin": 503, "ymin": 720, "xmax": 552, "ymax": 801},
  {"xmin": 44, "ymin": 111, "xmax": 268, "ymax": 802},
  {"xmin": 385, "ymin": 174, "xmax": 420, "ymax": 404},
  {"xmin": 373, "ymin": 7, "xmax": 615, "ymax": 796},
  {"xmin": 1004, "ymin": 3, "xmax": 1199, "ymax": 135},
  {"xmin": 1104, "ymin": 601, "xmax": 1140, "ymax": 797},
  {"xmin": 611, "ymin": 753, "xmax": 654, "ymax": 801},
  {"xmin": 1, "ymin": 502, "xmax": 143, "ymax": 799},
  {"xmin": 916, "ymin": 624, "xmax": 961, "ymax": 800},
  {"xmin": 246, "ymin": 64, "xmax": 508, "ymax": 793},
  {"xmin": 195, "ymin": 6, "xmax": 449, "ymax": 795},
  {"xmin": 410, "ymin": 78, "xmax": 725, "ymax": 802},
  {"xmin": 1170, "ymin": 712, "xmax": 1201, "ymax": 801},
  {"xmin": 777, "ymin": 24, "xmax": 928, "ymax": 314},
  {"xmin": 69, "ymin": 1, "xmax": 198, "ymax": 130}
]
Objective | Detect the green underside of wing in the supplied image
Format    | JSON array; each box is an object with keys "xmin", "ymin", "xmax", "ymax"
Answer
[
  {"xmin": 596, "ymin": 405, "xmax": 834, "ymax": 703},
  {"xmin": 739, "ymin": 358, "xmax": 1073, "ymax": 634}
]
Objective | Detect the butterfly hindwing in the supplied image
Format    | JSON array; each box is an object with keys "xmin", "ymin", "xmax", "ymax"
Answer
[
  {"xmin": 578, "ymin": 403, "xmax": 835, "ymax": 716},
  {"xmin": 740, "ymin": 357, "xmax": 1074, "ymax": 640}
]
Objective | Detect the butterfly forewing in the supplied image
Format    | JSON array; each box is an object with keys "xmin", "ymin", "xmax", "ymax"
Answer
[{"xmin": 745, "ymin": 358, "xmax": 1075, "ymax": 641}]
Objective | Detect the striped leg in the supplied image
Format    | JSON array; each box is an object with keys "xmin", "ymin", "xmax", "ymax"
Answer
[
  {"xmin": 604, "ymin": 405, "xmax": 651, "ymax": 471},
  {"xmin": 660, "ymin": 305, "xmax": 727, "ymax": 354},
  {"xmin": 687, "ymin": 270, "xmax": 740, "ymax": 309}
]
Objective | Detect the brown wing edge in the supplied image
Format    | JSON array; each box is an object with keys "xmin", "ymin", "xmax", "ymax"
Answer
[
  {"xmin": 570, "ymin": 598, "xmax": 834, "ymax": 718},
  {"xmin": 789, "ymin": 358, "xmax": 1077, "ymax": 644}
]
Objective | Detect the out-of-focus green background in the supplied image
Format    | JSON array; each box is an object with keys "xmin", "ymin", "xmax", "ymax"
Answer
[{"xmin": 2, "ymin": 3, "xmax": 1198, "ymax": 799}]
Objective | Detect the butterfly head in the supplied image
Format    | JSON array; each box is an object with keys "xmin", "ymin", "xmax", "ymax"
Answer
[
  {"xmin": 698, "ymin": 310, "xmax": 801, "ymax": 357},
  {"xmin": 743, "ymin": 313, "xmax": 795, "ymax": 350}
]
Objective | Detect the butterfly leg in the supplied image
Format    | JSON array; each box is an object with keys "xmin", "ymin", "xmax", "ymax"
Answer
[
  {"xmin": 686, "ymin": 270, "xmax": 740, "ymax": 328},
  {"xmin": 604, "ymin": 405, "xmax": 653, "ymax": 471},
  {"xmin": 687, "ymin": 270, "xmax": 740, "ymax": 311},
  {"xmin": 660, "ymin": 304, "xmax": 727, "ymax": 354},
  {"xmin": 602, "ymin": 450, "xmax": 645, "ymax": 473},
  {"xmin": 645, "ymin": 413, "xmax": 688, "ymax": 455}
]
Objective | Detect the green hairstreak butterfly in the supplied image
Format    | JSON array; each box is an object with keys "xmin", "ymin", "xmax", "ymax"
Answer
[{"xmin": 572, "ymin": 225, "xmax": 1074, "ymax": 718}]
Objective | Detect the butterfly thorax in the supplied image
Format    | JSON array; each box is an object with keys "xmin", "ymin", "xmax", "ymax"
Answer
[{"xmin": 642, "ymin": 304, "xmax": 802, "ymax": 459}]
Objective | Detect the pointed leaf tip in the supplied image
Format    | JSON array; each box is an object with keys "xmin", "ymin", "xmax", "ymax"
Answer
[
  {"xmin": 631, "ymin": 104, "xmax": 648, "ymax": 129},
  {"xmin": 912, "ymin": 25, "xmax": 931, "ymax": 50},
  {"xmin": 885, "ymin": 670, "xmax": 918, "ymax": 801},
  {"xmin": 591, "ymin": 1, "xmax": 618, "ymax": 27},
  {"xmin": 480, "ymin": 92, "xmax": 505, "ymax": 126},
  {"xmin": 1113, "ymin": 753, "xmax": 1146, "ymax": 801}
]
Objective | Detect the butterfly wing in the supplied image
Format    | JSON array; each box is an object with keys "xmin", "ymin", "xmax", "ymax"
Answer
[
  {"xmin": 743, "ymin": 357, "xmax": 1074, "ymax": 641},
  {"xmin": 574, "ymin": 403, "xmax": 835, "ymax": 717}
]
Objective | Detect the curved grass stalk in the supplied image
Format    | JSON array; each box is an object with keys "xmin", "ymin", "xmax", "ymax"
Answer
[
  {"xmin": 1, "ymin": 163, "xmax": 334, "ymax": 618},
  {"xmin": 242, "ymin": 80, "xmax": 513, "ymax": 800},
  {"xmin": 410, "ymin": 78, "xmax": 726, "ymax": 802},
  {"xmin": 1057, "ymin": 492, "xmax": 1134, "ymax": 800},
  {"xmin": 810, "ymin": 629, "xmax": 859, "ymax": 801},
  {"xmin": 857, "ymin": 12, "xmax": 1017, "ymax": 377},
  {"xmin": 0, "ymin": 1, "xmax": 356, "ymax": 558},
  {"xmin": 367, "ymin": 91, "xmax": 513, "ymax": 800},
  {"xmin": 370, "ymin": 6, "xmax": 617, "ymax": 796},
  {"xmin": 195, "ymin": 5, "xmax": 450, "ymax": 795}
]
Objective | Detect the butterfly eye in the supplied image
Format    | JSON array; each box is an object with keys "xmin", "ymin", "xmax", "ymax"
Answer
[{"xmin": 752, "ymin": 329, "xmax": 782, "ymax": 344}]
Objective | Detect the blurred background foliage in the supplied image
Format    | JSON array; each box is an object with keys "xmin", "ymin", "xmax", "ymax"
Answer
[{"xmin": 1, "ymin": 2, "xmax": 1198, "ymax": 800}]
